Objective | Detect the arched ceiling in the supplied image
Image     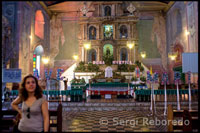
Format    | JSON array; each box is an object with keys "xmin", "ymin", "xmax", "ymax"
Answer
[
  {"xmin": 44, "ymin": 1, "xmax": 172, "ymax": 13},
  {"xmin": 42, "ymin": 1, "xmax": 174, "ymax": 16}
]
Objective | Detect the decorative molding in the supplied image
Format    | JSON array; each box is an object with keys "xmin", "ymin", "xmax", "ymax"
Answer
[
  {"xmin": 164, "ymin": 2, "xmax": 175, "ymax": 13},
  {"xmin": 39, "ymin": 2, "xmax": 52, "ymax": 18}
]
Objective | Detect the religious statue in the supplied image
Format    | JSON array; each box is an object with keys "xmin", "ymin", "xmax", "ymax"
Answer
[
  {"xmin": 89, "ymin": 26, "xmax": 96, "ymax": 40},
  {"xmin": 63, "ymin": 77, "xmax": 68, "ymax": 90},
  {"xmin": 106, "ymin": 47, "xmax": 111, "ymax": 56},
  {"xmin": 120, "ymin": 25, "xmax": 128, "ymax": 38},
  {"xmin": 105, "ymin": 6, "xmax": 111, "ymax": 16}
]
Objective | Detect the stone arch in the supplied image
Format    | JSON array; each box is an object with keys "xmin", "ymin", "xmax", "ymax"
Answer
[
  {"xmin": 33, "ymin": 44, "xmax": 44, "ymax": 76},
  {"xmin": 120, "ymin": 48, "xmax": 128, "ymax": 61},
  {"xmin": 35, "ymin": 10, "xmax": 45, "ymax": 39}
]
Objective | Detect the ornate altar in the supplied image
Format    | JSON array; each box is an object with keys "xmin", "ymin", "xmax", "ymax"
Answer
[{"xmin": 78, "ymin": 2, "xmax": 139, "ymax": 63}]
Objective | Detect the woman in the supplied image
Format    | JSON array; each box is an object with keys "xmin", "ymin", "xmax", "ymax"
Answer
[{"xmin": 11, "ymin": 74, "xmax": 49, "ymax": 132}]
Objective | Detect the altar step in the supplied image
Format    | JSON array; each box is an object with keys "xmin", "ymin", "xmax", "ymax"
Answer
[{"xmin": 49, "ymin": 101, "xmax": 198, "ymax": 111}]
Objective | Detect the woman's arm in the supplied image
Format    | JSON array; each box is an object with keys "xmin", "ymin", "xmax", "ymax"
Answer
[
  {"xmin": 11, "ymin": 96, "xmax": 22, "ymax": 116},
  {"xmin": 41, "ymin": 100, "xmax": 49, "ymax": 132}
]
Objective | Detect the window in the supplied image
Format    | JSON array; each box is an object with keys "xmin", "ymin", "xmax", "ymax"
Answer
[{"xmin": 35, "ymin": 10, "xmax": 44, "ymax": 39}]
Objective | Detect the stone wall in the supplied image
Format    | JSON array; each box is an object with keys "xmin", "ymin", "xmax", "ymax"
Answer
[
  {"xmin": 2, "ymin": 2, "xmax": 51, "ymax": 79},
  {"xmin": 166, "ymin": 1, "xmax": 198, "ymax": 84},
  {"xmin": 136, "ymin": 19, "xmax": 161, "ymax": 59},
  {"xmin": 2, "ymin": 2, "xmax": 18, "ymax": 68}
]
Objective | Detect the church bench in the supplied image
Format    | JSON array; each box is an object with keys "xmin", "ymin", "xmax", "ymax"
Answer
[
  {"xmin": 0, "ymin": 110, "xmax": 18, "ymax": 132},
  {"xmin": 0, "ymin": 103, "xmax": 63, "ymax": 132},
  {"xmin": 167, "ymin": 104, "xmax": 198, "ymax": 132},
  {"xmin": 49, "ymin": 103, "xmax": 62, "ymax": 132}
]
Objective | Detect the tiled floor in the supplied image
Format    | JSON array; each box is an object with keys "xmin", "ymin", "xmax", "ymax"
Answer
[
  {"xmin": 62, "ymin": 110, "xmax": 167, "ymax": 132},
  {"xmin": 2, "ymin": 99, "xmax": 198, "ymax": 132}
]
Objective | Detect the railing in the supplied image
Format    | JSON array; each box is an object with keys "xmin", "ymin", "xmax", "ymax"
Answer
[
  {"xmin": 135, "ymin": 89, "xmax": 198, "ymax": 102},
  {"xmin": 6, "ymin": 89, "xmax": 198, "ymax": 102},
  {"xmin": 8, "ymin": 90, "xmax": 84, "ymax": 102}
]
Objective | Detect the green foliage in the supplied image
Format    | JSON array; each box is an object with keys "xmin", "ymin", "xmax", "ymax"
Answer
[
  {"xmin": 135, "ymin": 60, "xmax": 141, "ymax": 66},
  {"xmin": 87, "ymin": 63, "xmax": 100, "ymax": 72},
  {"xmin": 140, "ymin": 76, "xmax": 146, "ymax": 82},
  {"xmin": 113, "ymin": 71, "xmax": 123, "ymax": 79},
  {"xmin": 80, "ymin": 78, "xmax": 86, "ymax": 84},
  {"xmin": 79, "ymin": 61, "xmax": 85, "ymax": 66},
  {"xmin": 103, "ymin": 54, "xmax": 114, "ymax": 66},
  {"xmin": 118, "ymin": 64, "xmax": 129, "ymax": 72},
  {"xmin": 135, "ymin": 60, "xmax": 144, "ymax": 72},
  {"xmin": 120, "ymin": 76, "xmax": 126, "ymax": 82},
  {"xmin": 139, "ymin": 66, "xmax": 144, "ymax": 72},
  {"xmin": 93, "ymin": 71, "xmax": 105, "ymax": 79},
  {"xmin": 129, "ymin": 65, "xmax": 135, "ymax": 72},
  {"xmin": 71, "ymin": 78, "xmax": 76, "ymax": 83},
  {"xmin": 75, "ymin": 61, "xmax": 86, "ymax": 72},
  {"xmin": 131, "ymin": 77, "xmax": 138, "ymax": 81}
]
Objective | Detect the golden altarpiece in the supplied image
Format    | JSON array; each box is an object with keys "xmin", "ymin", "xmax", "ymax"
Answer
[{"xmin": 78, "ymin": 2, "xmax": 140, "ymax": 64}]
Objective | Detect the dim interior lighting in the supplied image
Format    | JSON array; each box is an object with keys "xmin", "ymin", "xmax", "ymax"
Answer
[
  {"xmin": 42, "ymin": 57, "xmax": 49, "ymax": 64},
  {"xmin": 73, "ymin": 55, "xmax": 79, "ymax": 60},
  {"xmin": 140, "ymin": 51, "xmax": 146, "ymax": 58}
]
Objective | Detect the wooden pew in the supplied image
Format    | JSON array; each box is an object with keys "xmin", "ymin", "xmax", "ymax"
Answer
[
  {"xmin": 0, "ymin": 110, "xmax": 18, "ymax": 132},
  {"xmin": 0, "ymin": 103, "xmax": 63, "ymax": 132},
  {"xmin": 167, "ymin": 104, "xmax": 198, "ymax": 132},
  {"xmin": 49, "ymin": 103, "xmax": 62, "ymax": 132}
]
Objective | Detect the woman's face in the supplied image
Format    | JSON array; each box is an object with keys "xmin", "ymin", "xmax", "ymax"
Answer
[{"xmin": 25, "ymin": 77, "xmax": 36, "ymax": 93}]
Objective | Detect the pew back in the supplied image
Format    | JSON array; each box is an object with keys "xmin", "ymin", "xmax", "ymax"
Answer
[{"xmin": 167, "ymin": 104, "xmax": 198, "ymax": 132}]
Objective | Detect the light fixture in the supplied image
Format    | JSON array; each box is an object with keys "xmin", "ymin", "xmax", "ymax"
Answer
[
  {"xmin": 140, "ymin": 51, "xmax": 146, "ymax": 58},
  {"xmin": 127, "ymin": 41, "xmax": 134, "ymax": 49},
  {"xmin": 168, "ymin": 52, "xmax": 177, "ymax": 61},
  {"xmin": 29, "ymin": 35, "xmax": 32, "ymax": 39},
  {"xmin": 185, "ymin": 30, "xmax": 190, "ymax": 36},
  {"xmin": 42, "ymin": 56, "xmax": 49, "ymax": 64},
  {"xmin": 83, "ymin": 41, "xmax": 91, "ymax": 50},
  {"xmin": 73, "ymin": 55, "xmax": 79, "ymax": 61}
]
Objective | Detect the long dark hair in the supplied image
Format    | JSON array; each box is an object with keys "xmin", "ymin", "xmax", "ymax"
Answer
[{"xmin": 19, "ymin": 74, "xmax": 43, "ymax": 101}]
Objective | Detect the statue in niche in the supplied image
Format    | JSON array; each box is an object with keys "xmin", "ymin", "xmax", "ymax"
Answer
[
  {"xmin": 105, "ymin": 6, "xmax": 111, "ymax": 16},
  {"xmin": 120, "ymin": 25, "xmax": 128, "ymax": 38},
  {"xmin": 89, "ymin": 26, "xmax": 96, "ymax": 40},
  {"xmin": 106, "ymin": 47, "xmax": 111, "ymax": 56}
]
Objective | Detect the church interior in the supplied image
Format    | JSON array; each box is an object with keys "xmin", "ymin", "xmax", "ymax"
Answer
[{"xmin": 1, "ymin": 1, "xmax": 198, "ymax": 132}]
